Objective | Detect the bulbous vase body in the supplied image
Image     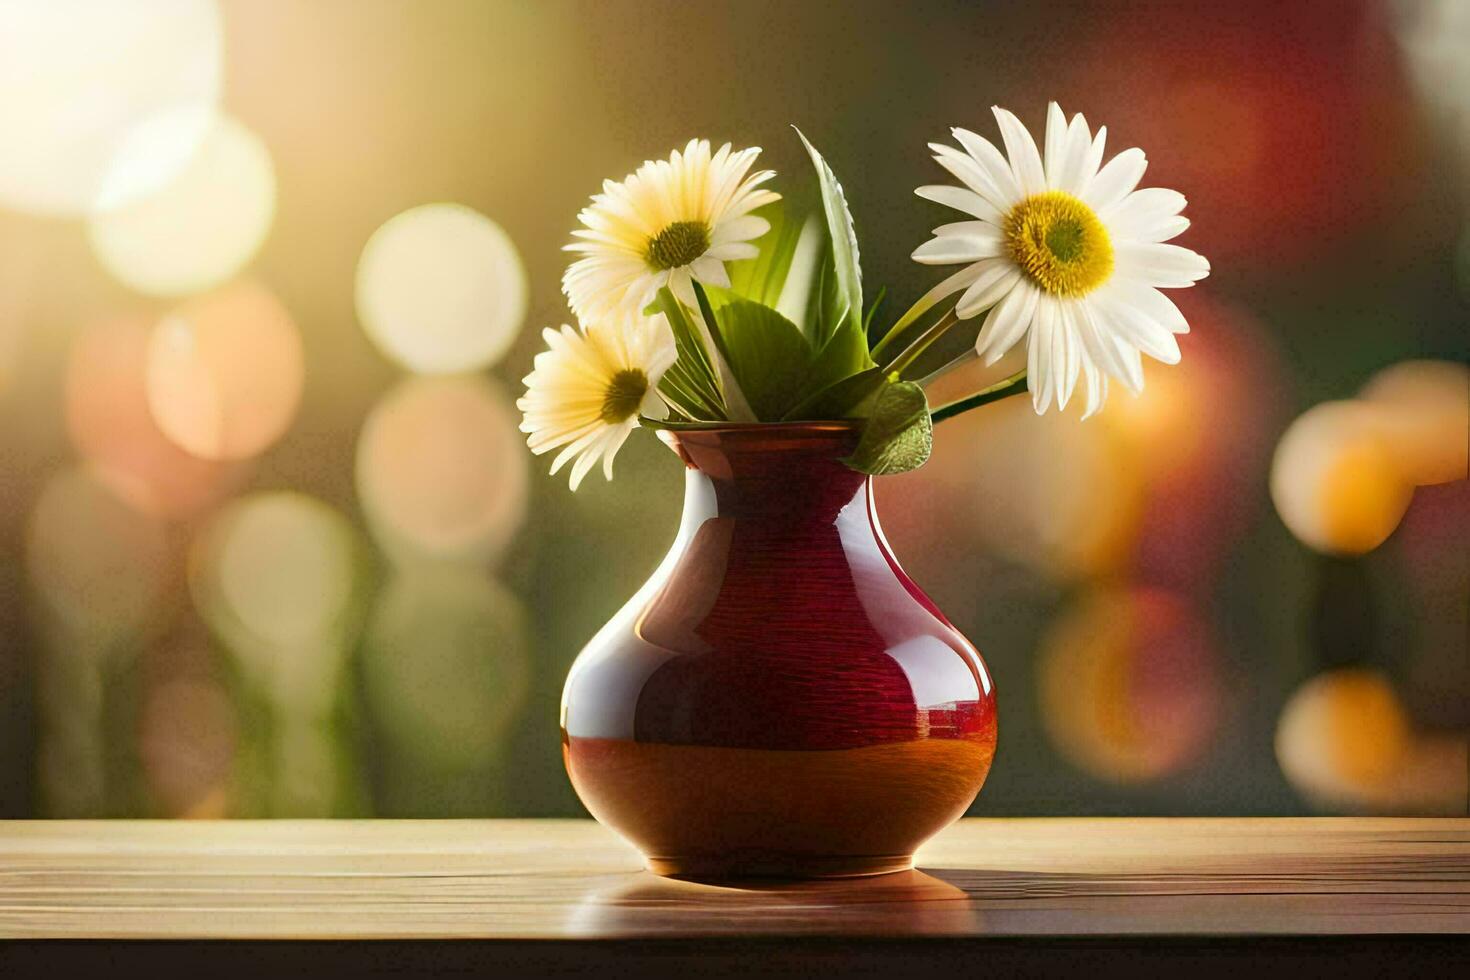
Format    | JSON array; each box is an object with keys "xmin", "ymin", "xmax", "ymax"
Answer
[{"xmin": 561, "ymin": 423, "xmax": 997, "ymax": 879}]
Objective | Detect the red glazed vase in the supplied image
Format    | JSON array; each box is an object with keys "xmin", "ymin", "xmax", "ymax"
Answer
[{"xmin": 561, "ymin": 422, "xmax": 997, "ymax": 879}]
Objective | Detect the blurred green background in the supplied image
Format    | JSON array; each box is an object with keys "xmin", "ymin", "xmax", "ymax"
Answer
[{"xmin": 0, "ymin": 0, "xmax": 1464, "ymax": 819}]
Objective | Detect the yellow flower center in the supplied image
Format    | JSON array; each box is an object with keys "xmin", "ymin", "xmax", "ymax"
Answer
[
  {"xmin": 600, "ymin": 368, "xmax": 649, "ymax": 423},
  {"xmin": 1004, "ymin": 191, "xmax": 1113, "ymax": 297},
  {"xmin": 645, "ymin": 220, "xmax": 711, "ymax": 271}
]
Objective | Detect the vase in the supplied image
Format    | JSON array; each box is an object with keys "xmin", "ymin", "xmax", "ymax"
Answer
[{"xmin": 561, "ymin": 422, "xmax": 997, "ymax": 879}]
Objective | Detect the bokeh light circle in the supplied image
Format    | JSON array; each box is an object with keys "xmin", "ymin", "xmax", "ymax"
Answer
[
  {"xmin": 146, "ymin": 281, "xmax": 304, "ymax": 461},
  {"xmin": 361, "ymin": 569, "xmax": 532, "ymax": 768},
  {"xmin": 356, "ymin": 374, "xmax": 528, "ymax": 566},
  {"xmin": 26, "ymin": 466, "xmax": 171, "ymax": 641},
  {"xmin": 1037, "ymin": 586, "xmax": 1222, "ymax": 783},
  {"xmin": 0, "ymin": 0, "xmax": 223, "ymax": 215},
  {"xmin": 1270, "ymin": 400, "xmax": 1415, "ymax": 555},
  {"xmin": 885, "ymin": 396, "xmax": 1141, "ymax": 584},
  {"xmin": 355, "ymin": 203, "xmax": 527, "ymax": 373},
  {"xmin": 189, "ymin": 492, "xmax": 361, "ymax": 652},
  {"xmin": 90, "ymin": 114, "xmax": 276, "ymax": 297},
  {"xmin": 1275, "ymin": 668, "xmax": 1411, "ymax": 809},
  {"xmin": 1359, "ymin": 360, "xmax": 1469, "ymax": 487},
  {"xmin": 65, "ymin": 315, "xmax": 245, "ymax": 518}
]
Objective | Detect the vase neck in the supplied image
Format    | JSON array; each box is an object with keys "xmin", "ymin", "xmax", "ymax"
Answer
[{"xmin": 660, "ymin": 425, "xmax": 867, "ymax": 524}]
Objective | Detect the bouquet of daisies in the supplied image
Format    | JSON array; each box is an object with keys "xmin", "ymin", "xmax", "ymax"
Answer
[{"xmin": 520, "ymin": 103, "xmax": 1209, "ymax": 489}]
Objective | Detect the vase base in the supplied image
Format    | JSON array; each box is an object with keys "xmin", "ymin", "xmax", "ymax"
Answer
[{"xmin": 645, "ymin": 852, "xmax": 915, "ymax": 881}]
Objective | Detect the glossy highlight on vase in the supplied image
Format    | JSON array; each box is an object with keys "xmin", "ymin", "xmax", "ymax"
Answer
[{"xmin": 561, "ymin": 424, "xmax": 998, "ymax": 879}]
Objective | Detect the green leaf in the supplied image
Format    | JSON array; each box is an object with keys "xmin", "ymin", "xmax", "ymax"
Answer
[
  {"xmin": 691, "ymin": 281, "xmax": 757, "ymax": 421},
  {"xmin": 696, "ymin": 283, "xmax": 740, "ymax": 311},
  {"xmin": 801, "ymin": 257, "xmax": 828, "ymax": 340},
  {"xmin": 783, "ymin": 365, "xmax": 885, "ymax": 421},
  {"xmin": 843, "ymin": 380, "xmax": 933, "ymax": 475},
  {"xmin": 805, "ymin": 312, "xmax": 874, "ymax": 389},
  {"xmin": 655, "ymin": 288, "xmax": 713, "ymax": 382},
  {"xmin": 794, "ymin": 128, "xmax": 862, "ymax": 347},
  {"xmin": 871, "ymin": 273, "xmax": 960, "ymax": 358},
  {"xmin": 657, "ymin": 369, "xmax": 715, "ymax": 420},
  {"xmin": 653, "ymin": 287, "xmax": 725, "ymax": 419},
  {"xmin": 863, "ymin": 286, "xmax": 887, "ymax": 334},
  {"xmin": 775, "ymin": 214, "xmax": 823, "ymax": 329},
  {"xmin": 808, "ymin": 242, "xmax": 849, "ymax": 345},
  {"xmin": 709, "ymin": 298, "xmax": 815, "ymax": 421},
  {"xmin": 726, "ymin": 202, "xmax": 802, "ymax": 308}
]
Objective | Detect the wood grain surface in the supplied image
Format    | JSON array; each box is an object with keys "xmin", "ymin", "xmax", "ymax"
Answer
[{"xmin": 1, "ymin": 817, "xmax": 1466, "ymax": 941}]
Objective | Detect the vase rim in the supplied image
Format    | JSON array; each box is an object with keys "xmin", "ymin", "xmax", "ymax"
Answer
[
  {"xmin": 654, "ymin": 419, "xmax": 859, "ymax": 439},
  {"xmin": 656, "ymin": 420, "xmax": 862, "ymax": 464}
]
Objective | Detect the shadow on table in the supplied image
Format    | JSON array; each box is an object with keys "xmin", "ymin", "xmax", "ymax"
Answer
[{"xmin": 564, "ymin": 867, "xmax": 983, "ymax": 937}]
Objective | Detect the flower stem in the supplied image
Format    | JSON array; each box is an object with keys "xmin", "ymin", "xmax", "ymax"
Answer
[
  {"xmin": 929, "ymin": 370, "xmax": 1028, "ymax": 424},
  {"xmin": 871, "ymin": 277, "xmax": 964, "ymax": 358},
  {"xmin": 915, "ymin": 347, "xmax": 978, "ymax": 388},
  {"xmin": 882, "ymin": 308, "xmax": 959, "ymax": 377}
]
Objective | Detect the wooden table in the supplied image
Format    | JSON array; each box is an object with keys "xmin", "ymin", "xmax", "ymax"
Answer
[{"xmin": 2, "ymin": 818, "xmax": 1467, "ymax": 975}]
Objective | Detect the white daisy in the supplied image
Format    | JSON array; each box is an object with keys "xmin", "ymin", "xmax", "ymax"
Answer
[
  {"xmin": 913, "ymin": 103, "xmax": 1210, "ymax": 417},
  {"xmin": 562, "ymin": 139, "xmax": 781, "ymax": 321},
  {"xmin": 517, "ymin": 313, "xmax": 676, "ymax": 490}
]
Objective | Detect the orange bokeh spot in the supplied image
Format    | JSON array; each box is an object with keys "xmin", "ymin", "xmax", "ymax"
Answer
[
  {"xmin": 882, "ymin": 394, "xmax": 1143, "ymax": 588},
  {"xmin": 1271, "ymin": 401, "xmax": 1415, "ymax": 555},
  {"xmin": 1037, "ymin": 586, "xmax": 1223, "ymax": 783},
  {"xmin": 145, "ymin": 280, "xmax": 304, "ymax": 462},
  {"xmin": 1360, "ymin": 360, "xmax": 1469, "ymax": 487},
  {"xmin": 1275, "ymin": 668, "xmax": 1413, "ymax": 805},
  {"xmin": 66, "ymin": 316, "xmax": 246, "ymax": 519},
  {"xmin": 357, "ymin": 375, "xmax": 528, "ymax": 567}
]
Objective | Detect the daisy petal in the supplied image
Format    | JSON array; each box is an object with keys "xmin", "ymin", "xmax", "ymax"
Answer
[
  {"xmin": 1054, "ymin": 113, "xmax": 1094, "ymax": 197},
  {"xmin": 912, "ymin": 228, "xmax": 1004, "ymax": 264},
  {"xmin": 948, "ymin": 129, "xmax": 1023, "ymax": 206},
  {"xmin": 568, "ymin": 440, "xmax": 605, "ymax": 491},
  {"xmin": 667, "ymin": 268, "xmax": 696, "ymax": 307},
  {"xmin": 690, "ymin": 255, "xmax": 731, "ymax": 288},
  {"xmin": 1074, "ymin": 124, "xmax": 1107, "ymax": 200},
  {"xmin": 1110, "ymin": 334, "xmax": 1146, "ymax": 393},
  {"xmin": 976, "ymin": 280, "xmax": 1039, "ymax": 364},
  {"xmin": 1075, "ymin": 301, "xmax": 1134, "ymax": 390},
  {"xmin": 955, "ymin": 262, "xmax": 1022, "ymax": 319},
  {"xmin": 1081, "ymin": 356, "xmax": 1108, "ymax": 419},
  {"xmin": 1101, "ymin": 187, "xmax": 1189, "ymax": 242},
  {"xmin": 913, "ymin": 262, "xmax": 989, "ymax": 318},
  {"xmin": 1056, "ymin": 302, "xmax": 1083, "ymax": 410},
  {"xmin": 1084, "ymin": 147, "xmax": 1147, "ymax": 211},
  {"xmin": 1109, "ymin": 280, "xmax": 1190, "ymax": 334},
  {"xmin": 1114, "ymin": 242, "xmax": 1210, "ymax": 287},
  {"xmin": 916, "ymin": 184, "xmax": 1002, "ymax": 224},
  {"xmin": 550, "ymin": 424, "xmax": 607, "ymax": 473},
  {"xmin": 1095, "ymin": 290, "xmax": 1181, "ymax": 364},
  {"xmin": 705, "ymin": 242, "xmax": 759, "ymax": 261},
  {"xmin": 993, "ymin": 106, "xmax": 1046, "ymax": 196},
  {"xmin": 1102, "ymin": 186, "xmax": 1185, "ymax": 220},
  {"xmin": 711, "ymin": 214, "xmax": 769, "ymax": 245},
  {"xmin": 1028, "ymin": 295, "xmax": 1059, "ymax": 412},
  {"xmin": 932, "ymin": 143, "xmax": 1015, "ymax": 212},
  {"xmin": 1043, "ymin": 102, "xmax": 1068, "ymax": 189},
  {"xmin": 561, "ymin": 138, "xmax": 780, "ymax": 320}
]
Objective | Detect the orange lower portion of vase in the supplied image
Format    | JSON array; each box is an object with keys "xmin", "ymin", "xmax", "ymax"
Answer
[{"xmin": 563, "ymin": 732, "xmax": 996, "ymax": 880}]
